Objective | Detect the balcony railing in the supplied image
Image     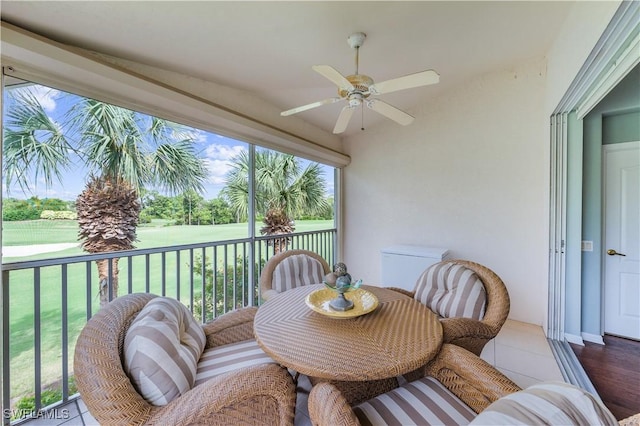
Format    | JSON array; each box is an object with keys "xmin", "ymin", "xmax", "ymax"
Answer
[{"xmin": 1, "ymin": 228, "xmax": 336, "ymax": 425}]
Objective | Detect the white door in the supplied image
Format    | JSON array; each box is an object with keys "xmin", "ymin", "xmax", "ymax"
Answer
[{"xmin": 603, "ymin": 141, "xmax": 640, "ymax": 340}]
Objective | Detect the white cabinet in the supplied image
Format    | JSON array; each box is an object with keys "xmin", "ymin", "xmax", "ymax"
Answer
[{"xmin": 380, "ymin": 245, "xmax": 450, "ymax": 291}]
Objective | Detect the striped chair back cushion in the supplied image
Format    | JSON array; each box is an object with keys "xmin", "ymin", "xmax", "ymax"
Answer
[
  {"xmin": 469, "ymin": 381, "xmax": 617, "ymax": 425},
  {"xmin": 353, "ymin": 376, "xmax": 476, "ymax": 425},
  {"xmin": 272, "ymin": 254, "xmax": 325, "ymax": 294},
  {"xmin": 414, "ymin": 263, "xmax": 487, "ymax": 320},
  {"xmin": 124, "ymin": 297, "xmax": 206, "ymax": 406},
  {"xmin": 194, "ymin": 339, "xmax": 276, "ymax": 386}
]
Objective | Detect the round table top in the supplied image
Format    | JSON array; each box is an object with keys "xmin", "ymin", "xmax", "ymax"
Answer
[{"xmin": 254, "ymin": 284, "xmax": 443, "ymax": 381}]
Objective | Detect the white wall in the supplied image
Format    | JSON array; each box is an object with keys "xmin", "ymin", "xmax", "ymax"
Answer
[
  {"xmin": 341, "ymin": 0, "xmax": 622, "ymax": 328},
  {"xmin": 342, "ymin": 58, "xmax": 548, "ymax": 325}
]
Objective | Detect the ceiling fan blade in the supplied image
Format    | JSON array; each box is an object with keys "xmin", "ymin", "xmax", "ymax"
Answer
[
  {"xmin": 313, "ymin": 65, "xmax": 355, "ymax": 91},
  {"xmin": 281, "ymin": 97, "xmax": 342, "ymax": 116},
  {"xmin": 369, "ymin": 69, "xmax": 440, "ymax": 95},
  {"xmin": 366, "ymin": 99, "xmax": 414, "ymax": 125},
  {"xmin": 333, "ymin": 105, "xmax": 356, "ymax": 134}
]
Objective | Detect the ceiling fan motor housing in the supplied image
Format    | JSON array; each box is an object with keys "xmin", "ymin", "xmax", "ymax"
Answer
[{"xmin": 339, "ymin": 74, "xmax": 374, "ymax": 98}]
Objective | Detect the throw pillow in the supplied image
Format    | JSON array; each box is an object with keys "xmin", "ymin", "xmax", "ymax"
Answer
[
  {"xmin": 272, "ymin": 254, "xmax": 325, "ymax": 293},
  {"xmin": 124, "ymin": 296, "xmax": 206, "ymax": 406},
  {"xmin": 415, "ymin": 262, "xmax": 487, "ymax": 320},
  {"xmin": 470, "ymin": 381, "xmax": 618, "ymax": 425}
]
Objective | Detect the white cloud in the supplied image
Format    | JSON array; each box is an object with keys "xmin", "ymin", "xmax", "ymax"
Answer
[
  {"xmin": 186, "ymin": 128, "xmax": 208, "ymax": 143},
  {"xmin": 204, "ymin": 159, "xmax": 232, "ymax": 185},
  {"xmin": 203, "ymin": 144, "xmax": 246, "ymax": 185},
  {"xmin": 17, "ymin": 85, "xmax": 61, "ymax": 112},
  {"xmin": 205, "ymin": 144, "xmax": 246, "ymax": 160}
]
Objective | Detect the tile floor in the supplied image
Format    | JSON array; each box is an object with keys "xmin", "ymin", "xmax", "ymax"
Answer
[
  {"xmin": 15, "ymin": 319, "xmax": 563, "ymax": 425},
  {"xmin": 480, "ymin": 319, "xmax": 564, "ymax": 388}
]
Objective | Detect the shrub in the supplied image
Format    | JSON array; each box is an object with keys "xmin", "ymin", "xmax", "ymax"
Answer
[
  {"xmin": 40, "ymin": 210, "xmax": 77, "ymax": 220},
  {"xmin": 138, "ymin": 211, "xmax": 152, "ymax": 224},
  {"xmin": 191, "ymin": 255, "xmax": 265, "ymax": 322},
  {"xmin": 12, "ymin": 377, "xmax": 77, "ymax": 420},
  {"xmin": 2, "ymin": 208, "xmax": 41, "ymax": 221}
]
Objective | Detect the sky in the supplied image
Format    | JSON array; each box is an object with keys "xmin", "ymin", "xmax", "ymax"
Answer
[{"xmin": 3, "ymin": 83, "xmax": 334, "ymax": 202}]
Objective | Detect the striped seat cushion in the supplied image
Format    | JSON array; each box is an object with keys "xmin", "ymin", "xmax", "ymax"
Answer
[
  {"xmin": 124, "ymin": 297, "xmax": 206, "ymax": 406},
  {"xmin": 194, "ymin": 339, "xmax": 276, "ymax": 386},
  {"xmin": 353, "ymin": 376, "xmax": 476, "ymax": 426},
  {"xmin": 470, "ymin": 381, "xmax": 618, "ymax": 425},
  {"xmin": 272, "ymin": 254, "xmax": 325, "ymax": 294},
  {"xmin": 414, "ymin": 263, "xmax": 487, "ymax": 320}
]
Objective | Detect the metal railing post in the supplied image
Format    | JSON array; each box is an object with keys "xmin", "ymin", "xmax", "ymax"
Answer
[
  {"xmin": 247, "ymin": 145, "xmax": 256, "ymax": 306},
  {"xmin": 2, "ymin": 271, "xmax": 11, "ymax": 426}
]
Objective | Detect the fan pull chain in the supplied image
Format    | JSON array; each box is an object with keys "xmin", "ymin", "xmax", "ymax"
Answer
[{"xmin": 361, "ymin": 103, "xmax": 365, "ymax": 131}]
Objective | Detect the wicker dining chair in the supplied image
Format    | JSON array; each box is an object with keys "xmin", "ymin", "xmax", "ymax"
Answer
[
  {"xmin": 388, "ymin": 259, "xmax": 510, "ymax": 356},
  {"xmin": 260, "ymin": 249, "xmax": 331, "ymax": 301},
  {"xmin": 74, "ymin": 293, "xmax": 296, "ymax": 425},
  {"xmin": 309, "ymin": 344, "xmax": 620, "ymax": 426}
]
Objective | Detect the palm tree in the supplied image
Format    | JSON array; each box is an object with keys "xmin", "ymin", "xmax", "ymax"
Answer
[
  {"xmin": 221, "ymin": 150, "xmax": 328, "ymax": 253},
  {"xmin": 4, "ymin": 88, "xmax": 208, "ymax": 306}
]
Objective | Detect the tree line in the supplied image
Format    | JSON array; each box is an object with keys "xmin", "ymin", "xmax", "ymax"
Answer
[{"xmin": 2, "ymin": 191, "xmax": 334, "ymax": 225}]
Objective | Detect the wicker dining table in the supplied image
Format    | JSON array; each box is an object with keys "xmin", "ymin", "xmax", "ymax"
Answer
[{"xmin": 254, "ymin": 284, "xmax": 442, "ymax": 402}]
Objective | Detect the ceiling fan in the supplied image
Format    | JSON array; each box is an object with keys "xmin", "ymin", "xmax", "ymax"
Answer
[{"xmin": 281, "ymin": 32, "xmax": 440, "ymax": 134}]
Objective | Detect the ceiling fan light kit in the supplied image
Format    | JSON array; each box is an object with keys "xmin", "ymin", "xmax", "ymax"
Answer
[{"xmin": 281, "ymin": 32, "xmax": 440, "ymax": 134}]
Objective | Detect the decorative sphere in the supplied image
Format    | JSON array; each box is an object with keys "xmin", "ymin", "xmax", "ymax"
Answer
[
  {"xmin": 324, "ymin": 272, "xmax": 337, "ymax": 285},
  {"xmin": 335, "ymin": 275, "xmax": 351, "ymax": 288},
  {"xmin": 334, "ymin": 262, "xmax": 348, "ymax": 276}
]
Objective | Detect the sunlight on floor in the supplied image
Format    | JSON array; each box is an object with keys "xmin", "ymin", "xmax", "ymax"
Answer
[{"xmin": 481, "ymin": 319, "xmax": 564, "ymax": 388}]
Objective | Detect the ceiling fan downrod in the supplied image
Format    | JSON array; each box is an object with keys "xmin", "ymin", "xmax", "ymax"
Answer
[{"xmin": 348, "ymin": 32, "xmax": 366, "ymax": 75}]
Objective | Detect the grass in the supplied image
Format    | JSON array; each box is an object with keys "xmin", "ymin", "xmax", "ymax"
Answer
[
  {"xmin": 1, "ymin": 220, "xmax": 80, "ymax": 246},
  {"xmin": 3, "ymin": 219, "xmax": 333, "ymax": 261},
  {"xmin": 2, "ymin": 219, "xmax": 334, "ymax": 402}
]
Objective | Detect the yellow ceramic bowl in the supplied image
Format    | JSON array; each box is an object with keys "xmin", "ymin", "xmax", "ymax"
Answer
[{"xmin": 305, "ymin": 288, "xmax": 379, "ymax": 319}]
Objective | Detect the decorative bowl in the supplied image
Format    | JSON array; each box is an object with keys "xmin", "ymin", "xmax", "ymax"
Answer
[{"xmin": 305, "ymin": 288, "xmax": 379, "ymax": 319}]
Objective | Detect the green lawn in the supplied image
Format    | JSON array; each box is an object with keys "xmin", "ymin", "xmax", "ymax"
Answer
[
  {"xmin": 2, "ymin": 220, "xmax": 81, "ymax": 246},
  {"xmin": 2, "ymin": 219, "xmax": 333, "ymax": 260},
  {"xmin": 2, "ymin": 219, "xmax": 334, "ymax": 401}
]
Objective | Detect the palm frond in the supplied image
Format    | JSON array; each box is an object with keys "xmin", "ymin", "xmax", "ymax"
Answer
[
  {"xmin": 68, "ymin": 99, "xmax": 147, "ymax": 187},
  {"xmin": 151, "ymin": 140, "xmax": 207, "ymax": 195},
  {"xmin": 3, "ymin": 90, "xmax": 72, "ymax": 193},
  {"xmin": 66, "ymin": 98, "xmax": 207, "ymax": 194},
  {"xmin": 221, "ymin": 150, "xmax": 328, "ymax": 223},
  {"xmin": 220, "ymin": 150, "xmax": 251, "ymax": 221}
]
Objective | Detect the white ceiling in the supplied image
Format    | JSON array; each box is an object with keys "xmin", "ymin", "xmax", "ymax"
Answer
[{"xmin": 0, "ymin": 1, "xmax": 575, "ymax": 137}]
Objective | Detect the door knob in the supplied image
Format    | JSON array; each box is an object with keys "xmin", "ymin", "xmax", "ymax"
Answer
[{"xmin": 607, "ymin": 249, "xmax": 626, "ymax": 256}]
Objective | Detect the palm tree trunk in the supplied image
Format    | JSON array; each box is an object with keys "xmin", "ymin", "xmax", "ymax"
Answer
[
  {"xmin": 273, "ymin": 237, "xmax": 289, "ymax": 254},
  {"xmin": 261, "ymin": 208, "xmax": 293, "ymax": 254},
  {"xmin": 97, "ymin": 258, "xmax": 119, "ymax": 307}
]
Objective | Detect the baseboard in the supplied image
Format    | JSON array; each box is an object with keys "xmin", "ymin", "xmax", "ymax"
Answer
[
  {"xmin": 564, "ymin": 333, "xmax": 584, "ymax": 346},
  {"xmin": 581, "ymin": 333, "xmax": 605, "ymax": 345}
]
